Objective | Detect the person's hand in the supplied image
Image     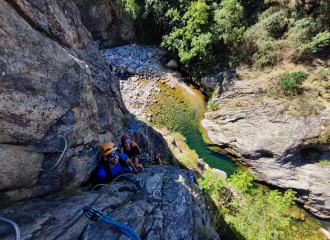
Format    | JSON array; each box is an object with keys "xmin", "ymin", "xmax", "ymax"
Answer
[{"xmin": 133, "ymin": 168, "xmax": 138, "ymax": 173}]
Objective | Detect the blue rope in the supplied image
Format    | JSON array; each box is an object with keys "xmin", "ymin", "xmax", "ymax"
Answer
[{"xmin": 98, "ymin": 215, "xmax": 141, "ymax": 240}]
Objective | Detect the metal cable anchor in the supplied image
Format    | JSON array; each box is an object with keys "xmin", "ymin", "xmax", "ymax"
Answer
[{"xmin": 40, "ymin": 137, "xmax": 67, "ymax": 172}]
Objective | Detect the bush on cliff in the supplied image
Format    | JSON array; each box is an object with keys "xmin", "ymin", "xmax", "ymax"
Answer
[
  {"xmin": 160, "ymin": 128, "xmax": 297, "ymax": 239},
  {"xmin": 198, "ymin": 171, "xmax": 296, "ymax": 240},
  {"xmin": 279, "ymin": 70, "xmax": 307, "ymax": 95}
]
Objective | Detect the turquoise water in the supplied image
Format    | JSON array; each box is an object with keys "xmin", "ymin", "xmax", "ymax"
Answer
[
  {"xmin": 144, "ymin": 79, "xmax": 330, "ymax": 239},
  {"xmin": 146, "ymin": 80, "xmax": 239, "ymax": 176}
]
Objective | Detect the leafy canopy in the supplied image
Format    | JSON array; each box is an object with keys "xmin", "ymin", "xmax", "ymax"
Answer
[{"xmin": 198, "ymin": 171, "xmax": 296, "ymax": 240}]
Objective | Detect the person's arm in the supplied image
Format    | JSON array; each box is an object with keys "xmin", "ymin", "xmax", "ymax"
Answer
[
  {"xmin": 119, "ymin": 145, "xmax": 124, "ymax": 153},
  {"xmin": 126, "ymin": 158, "xmax": 137, "ymax": 173}
]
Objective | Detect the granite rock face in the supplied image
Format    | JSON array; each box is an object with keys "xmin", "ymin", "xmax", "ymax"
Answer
[
  {"xmin": 0, "ymin": 0, "xmax": 168, "ymax": 209},
  {"xmin": 0, "ymin": 165, "xmax": 219, "ymax": 240},
  {"xmin": 201, "ymin": 78, "xmax": 330, "ymax": 218},
  {"xmin": 80, "ymin": 0, "xmax": 135, "ymax": 43}
]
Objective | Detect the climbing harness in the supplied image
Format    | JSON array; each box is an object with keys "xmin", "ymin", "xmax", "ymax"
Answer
[
  {"xmin": 83, "ymin": 206, "xmax": 141, "ymax": 240},
  {"xmin": 91, "ymin": 184, "xmax": 119, "ymax": 197},
  {"xmin": 40, "ymin": 137, "xmax": 67, "ymax": 172},
  {"xmin": 0, "ymin": 217, "xmax": 20, "ymax": 240}
]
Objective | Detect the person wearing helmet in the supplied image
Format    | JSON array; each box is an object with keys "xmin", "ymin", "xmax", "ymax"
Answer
[
  {"xmin": 153, "ymin": 152, "xmax": 162, "ymax": 165},
  {"xmin": 186, "ymin": 167, "xmax": 195, "ymax": 183},
  {"xmin": 119, "ymin": 135, "xmax": 144, "ymax": 172},
  {"xmin": 96, "ymin": 142, "xmax": 137, "ymax": 183}
]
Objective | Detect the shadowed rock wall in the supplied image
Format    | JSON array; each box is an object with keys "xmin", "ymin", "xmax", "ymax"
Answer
[{"xmin": 0, "ymin": 0, "xmax": 167, "ymax": 208}]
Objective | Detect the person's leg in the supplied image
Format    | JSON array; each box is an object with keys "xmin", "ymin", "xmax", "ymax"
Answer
[{"xmin": 134, "ymin": 156, "xmax": 144, "ymax": 172}]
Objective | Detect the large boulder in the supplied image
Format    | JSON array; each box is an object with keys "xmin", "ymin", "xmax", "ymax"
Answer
[
  {"xmin": 201, "ymin": 78, "xmax": 330, "ymax": 218},
  {"xmin": 0, "ymin": 0, "xmax": 163, "ymax": 208}
]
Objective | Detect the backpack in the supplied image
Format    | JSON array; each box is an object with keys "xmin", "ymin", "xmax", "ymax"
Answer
[{"xmin": 102, "ymin": 155, "xmax": 129, "ymax": 181}]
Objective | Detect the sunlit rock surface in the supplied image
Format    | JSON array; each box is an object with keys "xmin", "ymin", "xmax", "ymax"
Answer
[
  {"xmin": 202, "ymin": 78, "xmax": 330, "ymax": 218},
  {"xmin": 0, "ymin": 165, "xmax": 219, "ymax": 240},
  {"xmin": 0, "ymin": 0, "xmax": 171, "ymax": 209}
]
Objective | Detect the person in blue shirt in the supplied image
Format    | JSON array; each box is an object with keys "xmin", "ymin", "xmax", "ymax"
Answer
[{"xmin": 96, "ymin": 142, "xmax": 137, "ymax": 183}]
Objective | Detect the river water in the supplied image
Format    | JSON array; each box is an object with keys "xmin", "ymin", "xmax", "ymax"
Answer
[{"xmin": 142, "ymin": 79, "xmax": 330, "ymax": 239}]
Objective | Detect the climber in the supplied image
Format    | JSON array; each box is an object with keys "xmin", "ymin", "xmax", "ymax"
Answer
[
  {"xmin": 120, "ymin": 135, "xmax": 144, "ymax": 172},
  {"xmin": 186, "ymin": 167, "xmax": 196, "ymax": 183},
  {"xmin": 153, "ymin": 152, "xmax": 162, "ymax": 165},
  {"xmin": 96, "ymin": 142, "xmax": 137, "ymax": 183}
]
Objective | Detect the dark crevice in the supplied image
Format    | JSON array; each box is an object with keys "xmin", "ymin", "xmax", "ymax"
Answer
[
  {"xmin": 254, "ymin": 180, "xmax": 312, "ymax": 196},
  {"xmin": 227, "ymin": 117, "xmax": 244, "ymax": 123},
  {"xmin": 77, "ymin": 224, "xmax": 89, "ymax": 240}
]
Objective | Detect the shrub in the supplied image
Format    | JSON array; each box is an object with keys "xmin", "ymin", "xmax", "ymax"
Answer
[
  {"xmin": 162, "ymin": 176, "xmax": 169, "ymax": 183},
  {"xmin": 205, "ymin": 89, "xmax": 213, "ymax": 97},
  {"xmin": 161, "ymin": 0, "xmax": 212, "ymax": 65},
  {"xmin": 318, "ymin": 67, "xmax": 330, "ymax": 81},
  {"xmin": 198, "ymin": 170, "xmax": 296, "ymax": 240},
  {"xmin": 298, "ymin": 30, "xmax": 330, "ymax": 53},
  {"xmin": 213, "ymin": 0, "xmax": 245, "ymax": 46},
  {"xmin": 118, "ymin": 0, "xmax": 141, "ymax": 20},
  {"xmin": 208, "ymin": 100, "xmax": 219, "ymax": 110},
  {"xmin": 262, "ymin": 10, "xmax": 287, "ymax": 39},
  {"xmin": 319, "ymin": 159, "xmax": 330, "ymax": 164},
  {"xmin": 279, "ymin": 70, "xmax": 307, "ymax": 95}
]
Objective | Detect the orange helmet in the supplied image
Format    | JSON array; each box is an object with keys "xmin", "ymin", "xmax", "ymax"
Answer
[{"xmin": 101, "ymin": 142, "xmax": 117, "ymax": 156}]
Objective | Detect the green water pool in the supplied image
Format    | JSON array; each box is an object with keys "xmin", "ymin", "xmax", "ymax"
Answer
[
  {"xmin": 142, "ymin": 78, "xmax": 330, "ymax": 239},
  {"xmin": 145, "ymin": 80, "xmax": 239, "ymax": 176}
]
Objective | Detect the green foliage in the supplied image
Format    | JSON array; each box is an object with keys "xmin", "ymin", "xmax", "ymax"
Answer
[
  {"xmin": 225, "ymin": 187, "xmax": 296, "ymax": 240},
  {"xmin": 161, "ymin": 0, "xmax": 212, "ymax": 65},
  {"xmin": 212, "ymin": 0, "xmax": 245, "ymax": 46},
  {"xmin": 117, "ymin": 0, "xmax": 141, "ymax": 20},
  {"xmin": 279, "ymin": 70, "xmax": 307, "ymax": 95},
  {"xmin": 159, "ymin": 0, "xmax": 245, "ymax": 65},
  {"xmin": 261, "ymin": 10, "xmax": 287, "ymax": 39},
  {"xmin": 227, "ymin": 171, "xmax": 253, "ymax": 192},
  {"xmin": 298, "ymin": 30, "xmax": 330, "ymax": 53},
  {"xmin": 162, "ymin": 176, "xmax": 169, "ymax": 183},
  {"xmin": 319, "ymin": 159, "xmax": 330, "ymax": 164},
  {"xmin": 199, "ymin": 170, "xmax": 296, "ymax": 240},
  {"xmin": 207, "ymin": 100, "xmax": 219, "ymax": 110},
  {"xmin": 198, "ymin": 175, "xmax": 228, "ymax": 201},
  {"xmin": 292, "ymin": 18, "xmax": 322, "ymax": 43},
  {"xmin": 205, "ymin": 89, "xmax": 213, "ymax": 97}
]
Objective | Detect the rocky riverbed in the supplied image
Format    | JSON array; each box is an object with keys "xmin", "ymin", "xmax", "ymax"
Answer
[
  {"xmin": 100, "ymin": 43, "xmax": 330, "ymax": 219},
  {"xmin": 101, "ymin": 44, "xmax": 197, "ymax": 121}
]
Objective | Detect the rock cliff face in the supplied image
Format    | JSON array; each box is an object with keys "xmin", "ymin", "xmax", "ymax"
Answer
[
  {"xmin": 201, "ymin": 78, "xmax": 330, "ymax": 218},
  {"xmin": 78, "ymin": 0, "xmax": 135, "ymax": 44},
  {"xmin": 0, "ymin": 165, "xmax": 219, "ymax": 240},
  {"xmin": 0, "ymin": 0, "xmax": 168, "ymax": 209}
]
